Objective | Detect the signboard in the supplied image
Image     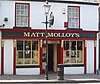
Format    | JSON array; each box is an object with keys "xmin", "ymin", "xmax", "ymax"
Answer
[{"xmin": 2, "ymin": 31, "xmax": 96, "ymax": 39}]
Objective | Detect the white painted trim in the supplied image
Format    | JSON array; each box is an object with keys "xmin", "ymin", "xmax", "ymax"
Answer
[
  {"xmin": 86, "ymin": 40, "xmax": 94, "ymax": 74},
  {"xmin": 16, "ymin": 68, "xmax": 40, "ymax": 75},
  {"xmin": 64, "ymin": 67, "xmax": 84, "ymax": 74},
  {"xmin": 0, "ymin": 32, "xmax": 1, "ymax": 75},
  {"xmin": 4, "ymin": 40, "xmax": 13, "ymax": 74}
]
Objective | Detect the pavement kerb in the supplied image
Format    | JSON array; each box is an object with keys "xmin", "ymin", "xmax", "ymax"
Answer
[{"xmin": 0, "ymin": 79, "xmax": 100, "ymax": 83}]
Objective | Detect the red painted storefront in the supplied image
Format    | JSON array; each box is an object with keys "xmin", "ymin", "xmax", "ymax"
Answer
[{"xmin": 0, "ymin": 29, "xmax": 97, "ymax": 75}]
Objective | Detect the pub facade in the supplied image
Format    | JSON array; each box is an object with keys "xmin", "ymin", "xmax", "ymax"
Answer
[{"xmin": 0, "ymin": 0, "xmax": 99, "ymax": 75}]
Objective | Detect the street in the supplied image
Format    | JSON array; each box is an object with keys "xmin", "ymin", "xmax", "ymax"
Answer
[
  {"xmin": 0, "ymin": 74, "xmax": 99, "ymax": 84},
  {"xmin": 1, "ymin": 83, "xmax": 100, "ymax": 84}
]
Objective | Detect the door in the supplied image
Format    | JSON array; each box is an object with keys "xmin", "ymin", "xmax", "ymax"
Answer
[
  {"xmin": 42, "ymin": 41, "xmax": 60, "ymax": 73},
  {"xmin": 48, "ymin": 44, "xmax": 53, "ymax": 71}
]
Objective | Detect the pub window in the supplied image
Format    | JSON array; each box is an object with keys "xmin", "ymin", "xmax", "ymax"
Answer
[
  {"xmin": 16, "ymin": 40, "xmax": 39, "ymax": 66},
  {"xmin": 63, "ymin": 41, "xmax": 83, "ymax": 64},
  {"xmin": 68, "ymin": 6, "xmax": 80, "ymax": 28},
  {"xmin": 15, "ymin": 3, "xmax": 30, "ymax": 27}
]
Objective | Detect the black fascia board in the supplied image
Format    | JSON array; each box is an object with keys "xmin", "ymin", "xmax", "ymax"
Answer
[{"xmin": 13, "ymin": 0, "xmax": 99, "ymax": 6}]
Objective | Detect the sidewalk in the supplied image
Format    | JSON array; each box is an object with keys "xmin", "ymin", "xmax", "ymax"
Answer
[{"xmin": 0, "ymin": 74, "xmax": 100, "ymax": 83}]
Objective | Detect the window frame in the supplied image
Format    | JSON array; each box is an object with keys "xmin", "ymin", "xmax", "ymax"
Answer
[
  {"xmin": 68, "ymin": 6, "xmax": 80, "ymax": 28},
  {"xmin": 15, "ymin": 3, "xmax": 30, "ymax": 28},
  {"xmin": 63, "ymin": 40, "xmax": 84, "ymax": 65},
  {"xmin": 16, "ymin": 40, "xmax": 39, "ymax": 66}
]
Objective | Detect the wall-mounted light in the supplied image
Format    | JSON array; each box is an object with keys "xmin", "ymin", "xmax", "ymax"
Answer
[
  {"xmin": 62, "ymin": 8, "xmax": 66, "ymax": 14},
  {"xmin": 0, "ymin": 24, "xmax": 5, "ymax": 27},
  {"xmin": 4, "ymin": 17, "xmax": 8, "ymax": 22},
  {"xmin": 0, "ymin": 17, "xmax": 8, "ymax": 27}
]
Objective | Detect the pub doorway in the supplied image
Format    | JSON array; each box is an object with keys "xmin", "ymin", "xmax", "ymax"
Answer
[
  {"xmin": 48, "ymin": 44, "xmax": 58, "ymax": 72},
  {"xmin": 42, "ymin": 41, "xmax": 59, "ymax": 73},
  {"xmin": 48, "ymin": 44, "xmax": 54, "ymax": 71}
]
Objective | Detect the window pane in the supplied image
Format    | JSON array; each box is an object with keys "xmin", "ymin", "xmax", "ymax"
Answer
[
  {"xmin": 66, "ymin": 51, "xmax": 69, "ymax": 57},
  {"xmin": 63, "ymin": 51, "xmax": 70, "ymax": 63},
  {"xmin": 24, "ymin": 59, "xmax": 31, "ymax": 64},
  {"xmin": 71, "ymin": 51, "xmax": 76, "ymax": 57},
  {"xmin": 21, "ymin": 10, "xmax": 24, "ymax": 15},
  {"xmin": 71, "ymin": 58, "xmax": 76, "ymax": 63},
  {"xmin": 64, "ymin": 41, "xmax": 69, "ymax": 50},
  {"xmin": 32, "ymin": 41, "xmax": 38, "ymax": 64},
  {"xmin": 72, "ymin": 13, "xmax": 75, "ymax": 18},
  {"xmin": 77, "ymin": 41, "xmax": 82, "ymax": 50},
  {"xmin": 17, "ymin": 58, "xmax": 23, "ymax": 64},
  {"xmin": 25, "ymin": 11, "xmax": 28, "ymax": 16},
  {"xmin": 17, "ymin": 41, "xmax": 23, "ymax": 50},
  {"xmin": 21, "ymin": 5, "xmax": 24, "ymax": 10},
  {"xmin": 25, "ymin": 5, "xmax": 28, "ymax": 10},
  {"xmin": 25, "ymin": 51, "xmax": 31, "ymax": 58},
  {"xmin": 71, "ymin": 41, "xmax": 76, "ymax": 50},
  {"xmin": 32, "ymin": 41, "xmax": 38, "ymax": 50},
  {"xmin": 77, "ymin": 51, "xmax": 82, "ymax": 63},
  {"xmin": 17, "ymin": 41, "xmax": 23, "ymax": 65},
  {"xmin": 32, "ymin": 51, "xmax": 38, "ymax": 64},
  {"xmin": 24, "ymin": 41, "xmax": 31, "ymax": 58},
  {"xmin": 75, "ymin": 12, "xmax": 78, "ymax": 17},
  {"xmin": 16, "ymin": 10, "xmax": 20, "ymax": 15},
  {"xmin": 18, "ymin": 51, "xmax": 23, "ymax": 58},
  {"xmin": 16, "ymin": 4, "xmax": 21, "ymax": 9}
]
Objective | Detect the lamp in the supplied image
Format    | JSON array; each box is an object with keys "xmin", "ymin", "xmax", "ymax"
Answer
[
  {"xmin": 43, "ymin": 0, "xmax": 51, "ymax": 80},
  {"xmin": 43, "ymin": 0, "xmax": 51, "ymax": 15}
]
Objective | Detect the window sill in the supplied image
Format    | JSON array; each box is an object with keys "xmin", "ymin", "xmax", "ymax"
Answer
[
  {"xmin": 66, "ymin": 28, "xmax": 82, "ymax": 30},
  {"xmin": 16, "ymin": 65, "xmax": 39, "ymax": 68},
  {"xmin": 62, "ymin": 64, "xmax": 84, "ymax": 67},
  {"xmin": 13, "ymin": 27, "xmax": 31, "ymax": 29}
]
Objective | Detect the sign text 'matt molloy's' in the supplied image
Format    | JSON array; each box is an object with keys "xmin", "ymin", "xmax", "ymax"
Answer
[{"xmin": 24, "ymin": 32, "xmax": 80, "ymax": 38}]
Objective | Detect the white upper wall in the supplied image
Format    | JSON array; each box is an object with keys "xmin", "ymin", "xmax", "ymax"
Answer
[
  {"xmin": 0, "ymin": 1, "xmax": 99, "ymax": 31},
  {"xmin": 0, "ymin": 1, "xmax": 15, "ymax": 28},
  {"xmin": 80, "ymin": 5, "xmax": 98, "ymax": 31}
]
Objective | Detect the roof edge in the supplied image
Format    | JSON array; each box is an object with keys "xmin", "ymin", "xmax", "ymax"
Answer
[{"xmin": 11, "ymin": 0, "xmax": 100, "ymax": 6}]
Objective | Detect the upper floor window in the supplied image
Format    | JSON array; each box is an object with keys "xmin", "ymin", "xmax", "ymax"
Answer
[
  {"xmin": 15, "ymin": 3, "xmax": 30, "ymax": 27},
  {"xmin": 68, "ymin": 6, "xmax": 80, "ymax": 28}
]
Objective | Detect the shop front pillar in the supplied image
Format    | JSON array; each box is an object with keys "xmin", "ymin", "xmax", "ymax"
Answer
[
  {"xmin": 1, "ymin": 40, "xmax": 4, "ymax": 75},
  {"xmin": 94, "ymin": 40, "xmax": 96, "ymax": 74},
  {"xmin": 60, "ymin": 40, "xmax": 64, "ymax": 64},
  {"xmin": 40, "ymin": 40, "xmax": 43, "ymax": 74},
  {"xmin": 84, "ymin": 40, "xmax": 87, "ymax": 74},
  {"xmin": 13, "ymin": 40, "xmax": 16, "ymax": 75}
]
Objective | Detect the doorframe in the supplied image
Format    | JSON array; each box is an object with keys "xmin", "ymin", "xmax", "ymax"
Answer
[
  {"xmin": 41, "ymin": 40, "xmax": 60, "ymax": 73},
  {"xmin": 48, "ymin": 44, "xmax": 58, "ymax": 72}
]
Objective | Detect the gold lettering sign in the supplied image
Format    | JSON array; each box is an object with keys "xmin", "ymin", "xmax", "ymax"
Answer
[
  {"xmin": 24, "ymin": 32, "xmax": 30, "ymax": 37},
  {"xmin": 24, "ymin": 32, "xmax": 80, "ymax": 38}
]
